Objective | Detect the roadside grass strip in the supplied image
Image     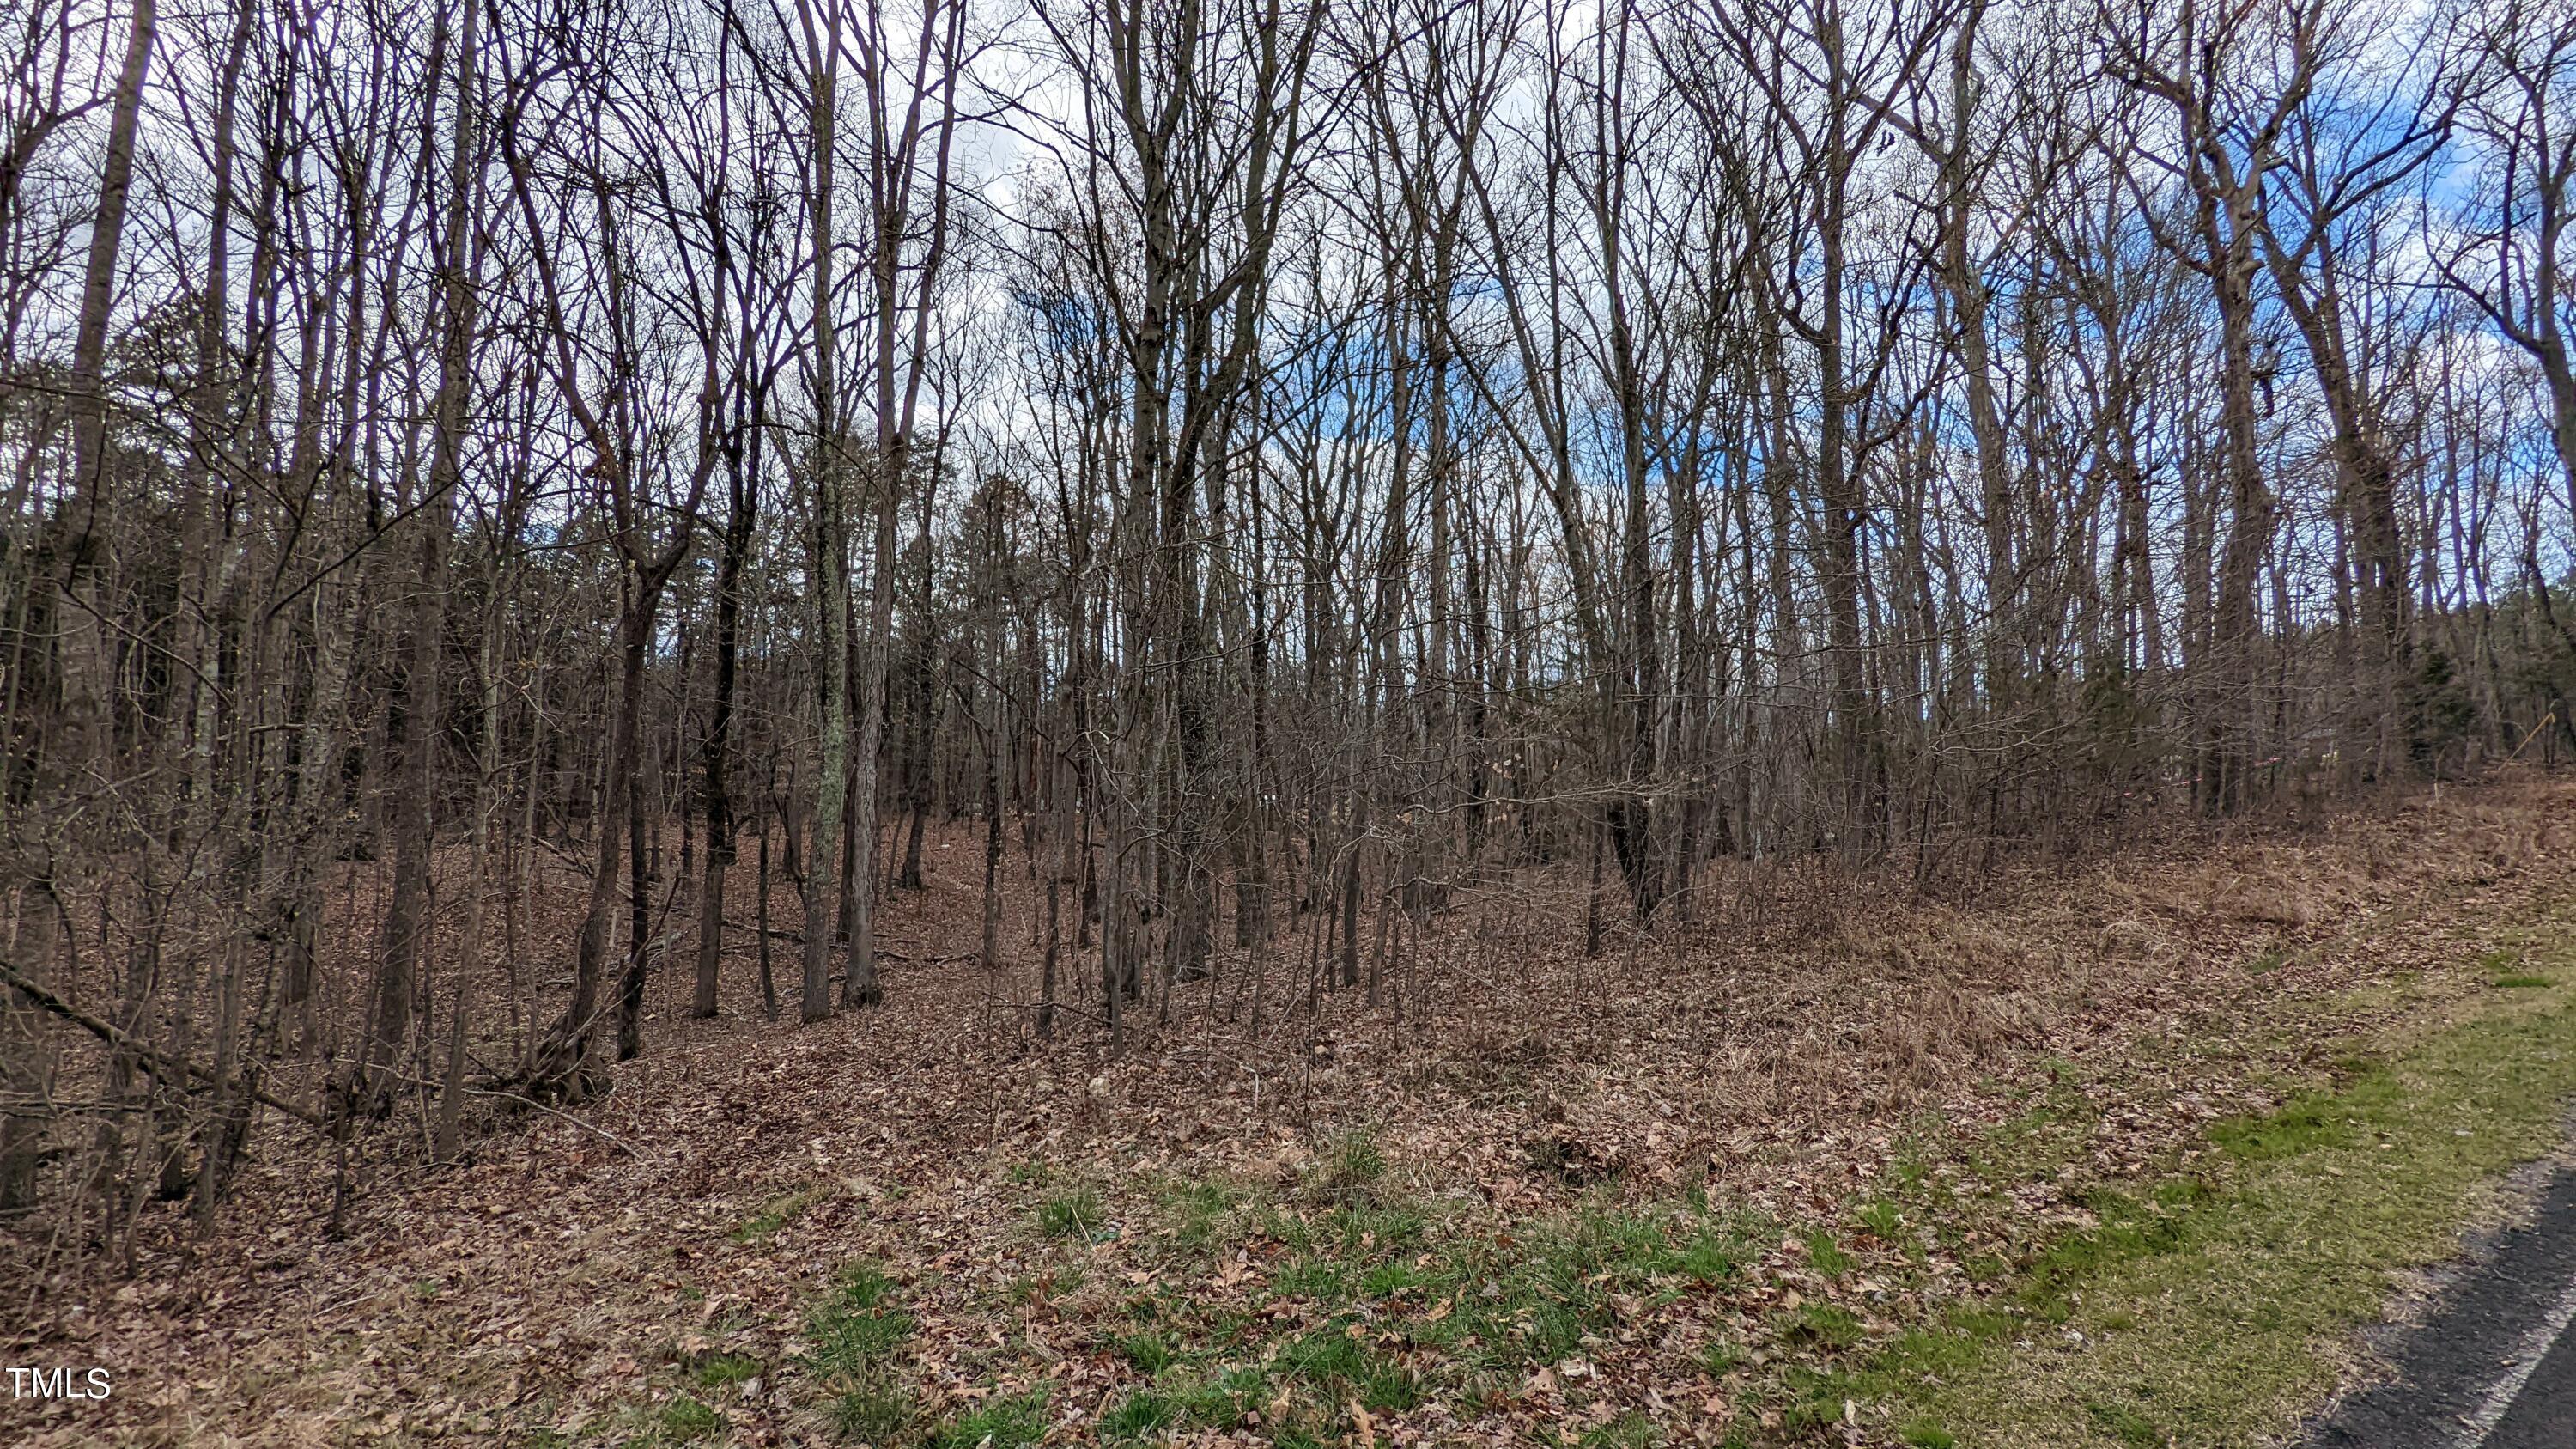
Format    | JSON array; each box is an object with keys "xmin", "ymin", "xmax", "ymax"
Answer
[{"xmin": 1862, "ymin": 928, "xmax": 2576, "ymax": 1447}]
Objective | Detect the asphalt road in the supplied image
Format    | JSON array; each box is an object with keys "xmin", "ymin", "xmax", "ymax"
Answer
[
  {"xmin": 2487, "ymin": 1306, "xmax": 2576, "ymax": 1449},
  {"xmin": 2307, "ymin": 1161, "xmax": 2576, "ymax": 1448}
]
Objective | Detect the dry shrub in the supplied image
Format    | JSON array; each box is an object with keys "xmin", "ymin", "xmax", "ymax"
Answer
[
  {"xmin": 1409, "ymin": 1020, "xmax": 1552, "ymax": 1095},
  {"xmin": 2097, "ymin": 916, "xmax": 2160, "ymax": 961},
  {"xmin": 1871, "ymin": 1010, "xmax": 1939, "ymax": 1087},
  {"xmin": 1864, "ymin": 976, "xmax": 2053, "ymax": 1090}
]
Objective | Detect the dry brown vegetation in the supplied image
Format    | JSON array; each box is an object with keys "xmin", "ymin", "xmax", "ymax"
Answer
[
  {"xmin": 6, "ymin": 775, "xmax": 2572, "ymax": 1446},
  {"xmin": 15, "ymin": 0, "xmax": 2576, "ymax": 1439}
]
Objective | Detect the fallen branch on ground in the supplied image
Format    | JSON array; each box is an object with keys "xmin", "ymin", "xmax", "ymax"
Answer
[{"xmin": 0, "ymin": 959, "xmax": 325, "ymax": 1128}]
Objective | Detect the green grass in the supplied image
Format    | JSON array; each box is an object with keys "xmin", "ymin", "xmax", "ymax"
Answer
[
  {"xmin": 687, "ymin": 1353, "xmax": 762, "ymax": 1391},
  {"xmin": 1279, "ymin": 1322, "xmax": 1421, "ymax": 1409},
  {"xmin": 1314, "ymin": 1130, "xmax": 1387, "ymax": 1202},
  {"xmin": 1856, "ymin": 1197, "xmax": 1905, "ymax": 1240},
  {"xmin": 1780, "ymin": 1300, "xmax": 1866, "ymax": 1351},
  {"xmin": 732, "ymin": 1184, "xmax": 827, "ymax": 1242},
  {"xmin": 810, "ymin": 1265, "xmax": 910, "ymax": 1367},
  {"xmin": 924, "ymin": 1388, "xmax": 1051, "ymax": 1449},
  {"xmin": 634, "ymin": 1396, "xmax": 721, "ymax": 1446},
  {"xmin": 1862, "ymin": 942, "xmax": 2576, "ymax": 1446},
  {"xmin": 1157, "ymin": 1179, "xmax": 1241, "ymax": 1246},
  {"xmin": 2083, "ymin": 1397, "xmax": 2164, "ymax": 1446},
  {"xmin": 829, "ymin": 1382, "xmax": 912, "ymax": 1444},
  {"xmin": 1805, "ymin": 1228, "xmax": 1855, "ymax": 1277},
  {"xmin": 1097, "ymin": 1385, "xmax": 1185, "ymax": 1439},
  {"xmin": 1676, "ymin": 1226, "xmax": 1747, "ymax": 1284},
  {"xmin": 1036, "ymin": 1188, "xmax": 1104, "ymax": 1239},
  {"xmin": 807, "ymin": 1263, "xmax": 915, "ymax": 1442},
  {"xmin": 1578, "ymin": 1411, "xmax": 1662, "ymax": 1447},
  {"xmin": 976, "ymin": 1171, "xmax": 1765, "ymax": 1442},
  {"xmin": 1112, "ymin": 1330, "xmax": 1176, "ymax": 1374}
]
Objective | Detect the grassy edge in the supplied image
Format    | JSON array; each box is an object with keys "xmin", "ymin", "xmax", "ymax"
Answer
[{"xmin": 1856, "ymin": 922, "xmax": 2576, "ymax": 1448}]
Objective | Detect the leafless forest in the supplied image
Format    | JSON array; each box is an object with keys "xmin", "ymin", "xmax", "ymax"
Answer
[{"xmin": 3, "ymin": 0, "xmax": 2576, "ymax": 1276}]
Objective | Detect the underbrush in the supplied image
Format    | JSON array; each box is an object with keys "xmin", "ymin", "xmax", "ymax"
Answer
[
  {"xmin": 707, "ymin": 906, "xmax": 2576, "ymax": 1448},
  {"xmin": 30, "ymin": 785, "xmax": 2576, "ymax": 1449}
]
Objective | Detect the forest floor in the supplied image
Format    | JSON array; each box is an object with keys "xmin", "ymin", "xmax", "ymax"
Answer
[{"xmin": 9, "ymin": 776, "xmax": 2576, "ymax": 1448}]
